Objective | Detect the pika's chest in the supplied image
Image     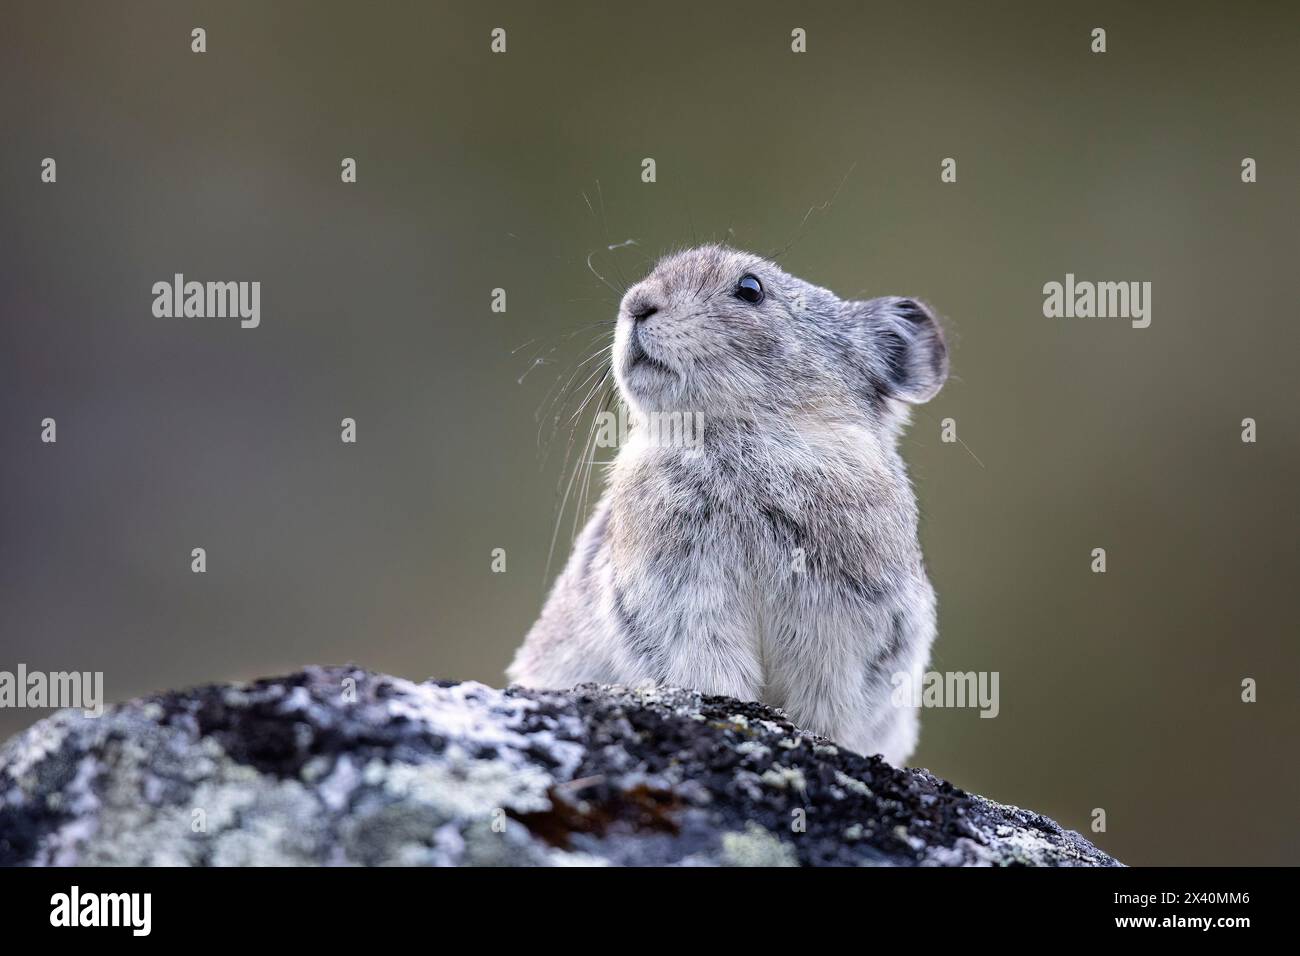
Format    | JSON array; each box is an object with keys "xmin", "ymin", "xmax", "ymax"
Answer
[
  {"xmin": 608, "ymin": 441, "xmax": 910, "ymax": 598},
  {"xmin": 611, "ymin": 464, "xmax": 832, "ymax": 585}
]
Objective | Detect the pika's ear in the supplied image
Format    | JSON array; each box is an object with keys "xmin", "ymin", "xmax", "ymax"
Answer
[{"xmin": 853, "ymin": 296, "xmax": 949, "ymax": 404}]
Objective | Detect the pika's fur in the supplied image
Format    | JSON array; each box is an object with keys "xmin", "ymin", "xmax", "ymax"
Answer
[{"xmin": 508, "ymin": 245, "xmax": 948, "ymax": 765}]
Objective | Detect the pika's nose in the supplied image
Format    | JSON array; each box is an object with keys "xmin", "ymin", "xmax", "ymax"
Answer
[{"xmin": 628, "ymin": 299, "xmax": 658, "ymax": 323}]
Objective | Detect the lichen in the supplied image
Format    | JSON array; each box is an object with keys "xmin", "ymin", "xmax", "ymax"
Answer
[
  {"xmin": 0, "ymin": 666, "xmax": 1120, "ymax": 867},
  {"xmin": 721, "ymin": 823, "xmax": 799, "ymax": 867}
]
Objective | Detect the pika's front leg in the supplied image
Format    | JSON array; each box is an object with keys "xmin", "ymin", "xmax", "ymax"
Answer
[
  {"xmin": 659, "ymin": 624, "xmax": 763, "ymax": 702},
  {"xmin": 769, "ymin": 598, "xmax": 933, "ymax": 766},
  {"xmin": 614, "ymin": 567, "xmax": 764, "ymax": 702}
]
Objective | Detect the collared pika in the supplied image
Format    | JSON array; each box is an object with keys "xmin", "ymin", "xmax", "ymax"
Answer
[{"xmin": 508, "ymin": 244, "xmax": 948, "ymax": 765}]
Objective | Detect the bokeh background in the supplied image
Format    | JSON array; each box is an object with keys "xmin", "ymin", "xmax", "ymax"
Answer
[{"xmin": 2, "ymin": 1, "xmax": 1297, "ymax": 865}]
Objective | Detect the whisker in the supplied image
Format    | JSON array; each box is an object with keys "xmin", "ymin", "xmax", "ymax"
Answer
[
  {"xmin": 767, "ymin": 161, "xmax": 857, "ymax": 261},
  {"xmin": 587, "ymin": 251, "xmax": 624, "ymax": 298},
  {"xmin": 536, "ymin": 337, "xmax": 615, "ymax": 456},
  {"xmin": 545, "ymin": 363, "xmax": 615, "ymax": 584}
]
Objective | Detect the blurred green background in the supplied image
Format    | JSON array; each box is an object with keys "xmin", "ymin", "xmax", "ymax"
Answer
[{"xmin": 2, "ymin": 1, "xmax": 1297, "ymax": 865}]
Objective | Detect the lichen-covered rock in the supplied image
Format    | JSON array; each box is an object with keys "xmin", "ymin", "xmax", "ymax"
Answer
[{"xmin": 0, "ymin": 666, "xmax": 1119, "ymax": 866}]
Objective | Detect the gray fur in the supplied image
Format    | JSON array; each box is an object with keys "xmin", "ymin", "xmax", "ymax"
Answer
[{"xmin": 508, "ymin": 245, "xmax": 948, "ymax": 766}]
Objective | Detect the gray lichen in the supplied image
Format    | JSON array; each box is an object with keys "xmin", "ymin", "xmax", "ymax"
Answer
[{"xmin": 0, "ymin": 666, "xmax": 1119, "ymax": 867}]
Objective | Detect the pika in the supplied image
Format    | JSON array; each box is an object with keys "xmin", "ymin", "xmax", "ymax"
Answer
[{"xmin": 508, "ymin": 245, "xmax": 948, "ymax": 765}]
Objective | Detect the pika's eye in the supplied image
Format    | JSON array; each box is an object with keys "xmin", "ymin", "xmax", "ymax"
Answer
[{"xmin": 735, "ymin": 274, "xmax": 764, "ymax": 304}]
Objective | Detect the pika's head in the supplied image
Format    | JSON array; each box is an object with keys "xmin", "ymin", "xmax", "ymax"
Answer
[{"xmin": 613, "ymin": 244, "xmax": 948, "ymax": 423}]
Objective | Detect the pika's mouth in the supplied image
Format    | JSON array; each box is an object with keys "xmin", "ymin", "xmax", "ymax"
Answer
[{"xmin": 626, "ymin": 326, "xmax": 674, "ymax": 376}]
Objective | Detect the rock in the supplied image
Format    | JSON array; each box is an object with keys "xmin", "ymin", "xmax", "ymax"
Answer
[{"xmin": 0, "ymin": 666, "xmax": 1119, "ymax": 866}]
